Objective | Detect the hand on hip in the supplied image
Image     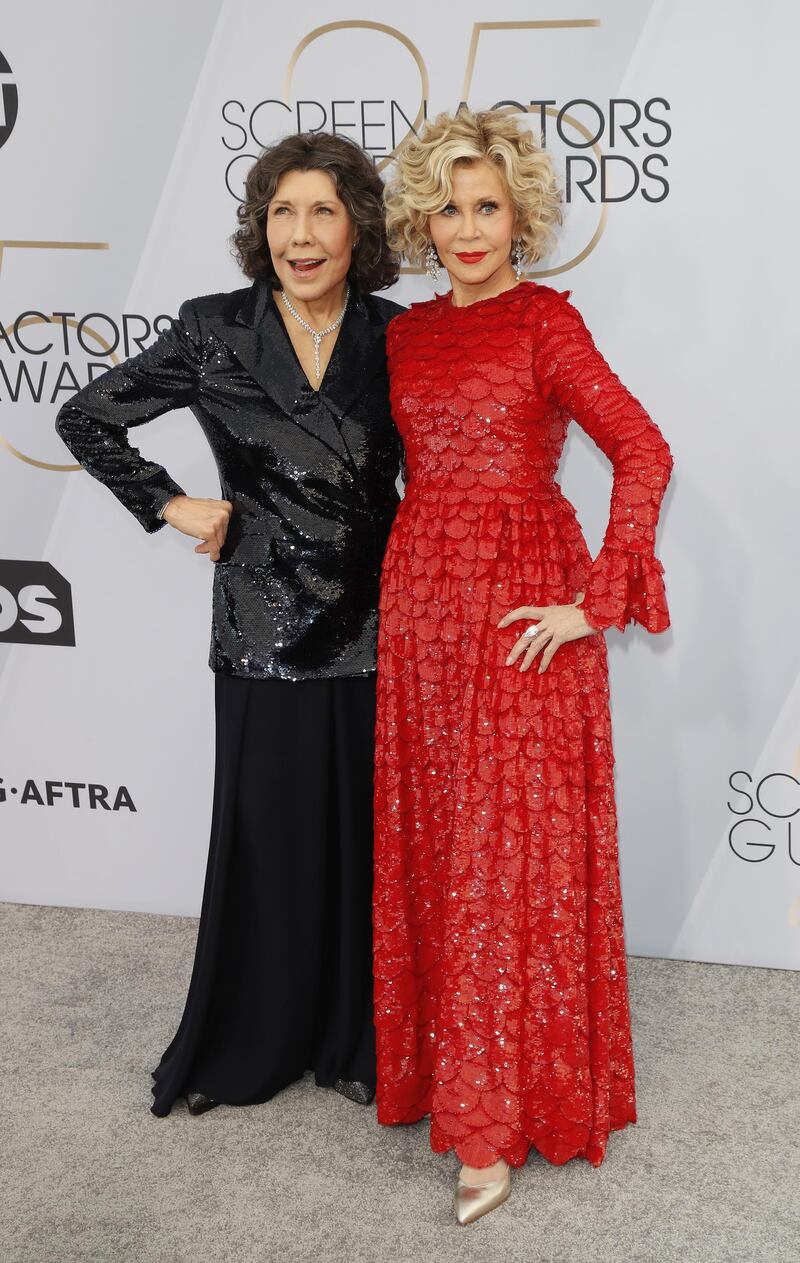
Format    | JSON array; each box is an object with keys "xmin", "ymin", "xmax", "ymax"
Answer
[
  {"xmin": 498, "ymin": 593, "xmax": 596, "ymax": 674},
  {"xmin": 162, "ymin": 495, "xmax": 233, "ymax": 562}
]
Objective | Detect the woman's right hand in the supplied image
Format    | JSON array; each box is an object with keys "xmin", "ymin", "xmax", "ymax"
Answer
[{"xmin": 161, "ymin": 495, "xmax": 233, "ymax": 562}]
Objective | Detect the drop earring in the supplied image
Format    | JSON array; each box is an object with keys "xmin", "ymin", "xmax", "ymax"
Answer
[
  {"xmin": 425, "ymin": 242, "xmax": 442, "ymax": 283},
  {"xmin": 511, "ymin": 238, "xmax": 526, "ymax": 280}
]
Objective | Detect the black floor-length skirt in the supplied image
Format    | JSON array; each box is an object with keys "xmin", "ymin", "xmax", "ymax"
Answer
[{"xmin": 150, "ymin": 672, "xmax": 377, "ymax": 1117}]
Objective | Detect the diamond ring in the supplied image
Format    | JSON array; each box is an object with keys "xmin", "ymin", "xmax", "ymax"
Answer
[{"xmin": 524, "ymin": 625, "xmax": 540, "ymax": 638}]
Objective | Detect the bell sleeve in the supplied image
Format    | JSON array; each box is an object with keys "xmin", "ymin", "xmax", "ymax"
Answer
[
  {"xmin": 532, "ymin": 290, "xmax": 673, "ymax": 633},
  {"xmin": 54, "ymin": 300, "xmax": 203, "ymax": 533}
]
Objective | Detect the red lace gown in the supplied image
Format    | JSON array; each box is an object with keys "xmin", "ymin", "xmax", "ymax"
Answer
[{"xmin": 373, "ymin": 281, "xmax": 672, "ymax": 1169}]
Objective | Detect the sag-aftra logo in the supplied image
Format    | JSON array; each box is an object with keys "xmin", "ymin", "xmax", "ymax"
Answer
[{"xmin": 0, "ymin": 778, "xmax": 136, "ymax": 811}]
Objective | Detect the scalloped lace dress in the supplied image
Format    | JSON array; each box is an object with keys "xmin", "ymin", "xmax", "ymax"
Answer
[{"xmin": 373, "ymin": 281, "xmax": 672, "ymax": 1169}]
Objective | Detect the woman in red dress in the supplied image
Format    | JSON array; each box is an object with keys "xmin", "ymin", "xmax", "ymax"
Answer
[{"xmin": 374, "ymin": 109, "xmax": 673, "ymax": 1224}]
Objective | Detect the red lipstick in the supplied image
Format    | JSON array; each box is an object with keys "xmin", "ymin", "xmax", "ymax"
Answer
[{"xmin": 455, "ymin": 251, "xmax": 488, "ymax": 264}]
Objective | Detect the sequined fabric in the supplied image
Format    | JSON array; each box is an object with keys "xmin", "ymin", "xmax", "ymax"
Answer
[
  {"xmin": 373, "ymin": 282, "xmax": 672, "ymax": 1169},
  {"xmin": 55, "ymin": 281, "xmax": 404, "ymax": 679}
]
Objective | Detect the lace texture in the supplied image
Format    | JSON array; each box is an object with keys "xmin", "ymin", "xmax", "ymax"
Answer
[{"xmin": 373, "ymin": 282, "xmax": 672, "ymax": 1169}]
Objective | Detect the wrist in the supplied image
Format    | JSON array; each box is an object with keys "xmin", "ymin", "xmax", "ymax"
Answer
[{"xmin": 159, "ymin": 494, "xmax": 182, "ymax": 524}]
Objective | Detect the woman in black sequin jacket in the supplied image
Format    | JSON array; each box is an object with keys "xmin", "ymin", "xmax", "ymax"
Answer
[{"xmin": 55, "ymin": 132, "xmax": 405, "ymax": 1118}]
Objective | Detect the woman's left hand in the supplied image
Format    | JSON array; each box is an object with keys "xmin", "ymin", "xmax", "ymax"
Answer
[{"xmin": 498, "ymin": 593, "xmax": 597, "ymax": 674}]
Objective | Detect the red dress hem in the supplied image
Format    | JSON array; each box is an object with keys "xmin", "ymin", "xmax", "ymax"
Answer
[{"xmin": 376, "ymin": 1097, "xmax": 638, "ymax": 1169}]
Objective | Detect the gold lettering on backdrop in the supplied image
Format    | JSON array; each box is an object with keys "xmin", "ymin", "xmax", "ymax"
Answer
[
  {"xmin": 1, "ymin": 305, "xmax": 117, "ymax": 471},
  {"xmin": 460, "ymin": 19, "xmax": 601, "ymax": 102},
  {"xmin": 282, "ymin": 19, "xmax": 606, "ymax": 276},
  {"xmin": 283, "ymin": 20, "xmax": 430, "ymax": 172},
  {"xmin": 0, "ymin": 239, "xmax": 108, "ymax": 280}
]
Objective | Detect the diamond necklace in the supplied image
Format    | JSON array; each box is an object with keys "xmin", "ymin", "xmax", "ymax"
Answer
[{"xmin": 279, "ymin": 284, "xmax": 350, "ymax": 380}]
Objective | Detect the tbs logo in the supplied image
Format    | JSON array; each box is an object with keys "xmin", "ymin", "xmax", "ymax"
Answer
[{"xmin": 0, "ymin": 561, "xmax": 75, "ymax": 646}]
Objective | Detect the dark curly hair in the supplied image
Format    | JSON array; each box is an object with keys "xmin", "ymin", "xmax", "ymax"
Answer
[{"xmin": 231, "ymin": 132, "xmax": 399, "ymax": 293}]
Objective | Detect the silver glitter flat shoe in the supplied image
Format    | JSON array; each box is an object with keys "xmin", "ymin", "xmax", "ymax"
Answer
[
  {"xmin": 333, "ymin": 1079, "xmax": 375, "ymax": 1105},
  {"xmin": 185, "ymin": 1091, "xmax": 218, "ymax": 1116},
  {"xmin": 454, "ymin": 1167, "xmax": 512, "ymax": 1226}
]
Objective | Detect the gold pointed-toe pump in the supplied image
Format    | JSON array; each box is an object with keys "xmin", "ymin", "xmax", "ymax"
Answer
[{"xmin": 454, "ymin": 1166, "xmax": 512, "ymax": 1226}]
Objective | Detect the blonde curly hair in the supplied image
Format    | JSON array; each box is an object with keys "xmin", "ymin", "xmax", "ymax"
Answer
[{"xmin": 384, "ymin": 108, "xmax": 562, "ymax": 268}]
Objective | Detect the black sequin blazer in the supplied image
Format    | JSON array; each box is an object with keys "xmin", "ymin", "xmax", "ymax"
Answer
[{"xmin": 55, "ymin": 280, "xmax": 405, "ymax": 679}]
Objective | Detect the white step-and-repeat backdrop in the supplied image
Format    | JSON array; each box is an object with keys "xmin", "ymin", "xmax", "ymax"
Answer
[{"xmin": 1, "ymin": 1, "xmax": 798, "ymax": 970}]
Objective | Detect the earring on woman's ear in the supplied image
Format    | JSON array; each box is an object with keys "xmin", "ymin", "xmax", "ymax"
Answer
[
  {"xmin": 511, "ymin": 238, "xmax": 526, "ymax": 280},
  {"xmin": 425, "ymin": 242, "xmax": 442, "ymax": 283}
]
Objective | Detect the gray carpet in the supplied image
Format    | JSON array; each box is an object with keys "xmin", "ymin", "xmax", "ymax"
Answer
[{"xmin": 1, "ymin": 902, "xmax": 797, "ymax": 1263}]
